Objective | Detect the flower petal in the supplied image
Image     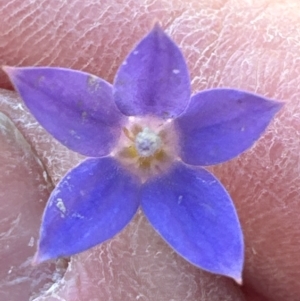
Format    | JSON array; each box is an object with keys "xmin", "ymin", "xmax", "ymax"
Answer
[
  {"xmin": 4, "ymin": 66, "xmax": 125, "ymax": 157},
  {"xmin": 35, "ymin": 157, "xmax": 140, "ymax": 262},
  {"xmin": 141, "ymin": 162, "xmax": 244, "ymax": 282},
  {"xmin": 113, "ymin": 25, "xmax": 191, "ymax": 119},
  {"xmin": 175, "ymin": 88, "xmax": 284, "ymax": 165}
]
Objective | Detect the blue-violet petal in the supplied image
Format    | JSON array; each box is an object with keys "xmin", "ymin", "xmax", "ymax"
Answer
[
  {"xmin": 175, "ymin": 88, "xmax": 284, "ymax": 165},
  {"xmin": 141, "ymin": 161, "xmax": 244, "ymax": 282},
  {"xmin": 36, "ymin": 157, "xmax": 140, "ymax": 262},
  {"xmin": 4, "ymin": 67, "xmax": 125, "ymax": 157},
  {"xmin": 113, "ymin": 25, "xmax": 191, "ymax": 119}
]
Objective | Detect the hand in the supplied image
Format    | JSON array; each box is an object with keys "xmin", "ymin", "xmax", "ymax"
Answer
[{"xmin": 0, "ymin": 1, "xmax": 299, "ymax": 300}]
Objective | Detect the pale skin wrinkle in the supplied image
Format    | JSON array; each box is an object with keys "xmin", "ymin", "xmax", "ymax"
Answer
[{"xmin": 0, "ymin": 0, "xmax": 300, "ymax": 300}]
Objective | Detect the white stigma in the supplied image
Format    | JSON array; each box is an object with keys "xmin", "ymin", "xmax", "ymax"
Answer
[{"xmin": 135, "ymin": 127, "xmax": 161, "ymax": 157}]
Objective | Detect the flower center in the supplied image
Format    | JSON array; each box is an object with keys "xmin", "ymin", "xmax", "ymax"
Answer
[
  {"xmin": 113, "ymin": 116, "xmax": 179, "ymax": 182},
  {"xmin": 135, "ymin": 127, "xmax": 162, "ymax": 157}
]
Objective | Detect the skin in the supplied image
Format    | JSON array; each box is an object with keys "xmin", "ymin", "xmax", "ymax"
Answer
[{"xmin": 0, "ymin": 0, "xmax": 299, "ymax": 300}]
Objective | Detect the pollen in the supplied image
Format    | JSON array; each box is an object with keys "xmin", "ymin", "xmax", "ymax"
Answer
[{"xmin": 135, "ymin": 127, "xmax": 162, "ymax": 157}]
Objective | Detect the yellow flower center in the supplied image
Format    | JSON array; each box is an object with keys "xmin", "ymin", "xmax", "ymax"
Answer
[{"xmin": 112, "ymin": 116, "xmax": 179, "ymax": 182}]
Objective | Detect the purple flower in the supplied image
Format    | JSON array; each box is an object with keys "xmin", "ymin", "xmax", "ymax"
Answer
[{"xmin": 3, "ymin": 25, "xmax": 283, "ymax": 283}]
